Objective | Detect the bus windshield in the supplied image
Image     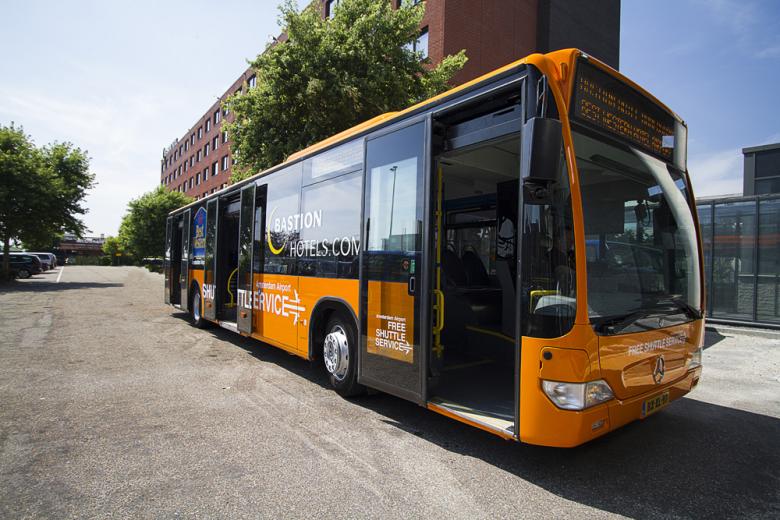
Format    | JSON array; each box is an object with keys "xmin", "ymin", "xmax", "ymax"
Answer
[{"xmin": 574, "ymin": 129, "xmax": 701, "ymax": 335}]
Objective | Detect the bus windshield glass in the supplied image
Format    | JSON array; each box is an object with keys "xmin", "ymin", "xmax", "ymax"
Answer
[{"xmin": 574, "ymin": 128, "xmax": 701, "ymax": 335}]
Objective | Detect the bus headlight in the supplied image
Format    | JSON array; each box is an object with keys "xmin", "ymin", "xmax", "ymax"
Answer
[
  {"xmin": 542, "ymin": 379, "xmax": 614, "ymax": 410},
  {"xmin": 689, "ymin": 347, "xmax": 702, "ymax": 369}
]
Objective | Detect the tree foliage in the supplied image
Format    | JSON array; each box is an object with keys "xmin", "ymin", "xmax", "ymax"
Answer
[
  {"xmin": 102, "ymin": 235, "xmax": 124, "ymax": 265},
  {"xmin": 117, "ymin": 186, "xmax": 191, "ymax": 261},
  {"xmin": 226, "ymin": 0, "xmax": 467, "ymax": 178},
  {"xmin": 0, "ymin": 123, "xmax": 94, "ymax": 280}
]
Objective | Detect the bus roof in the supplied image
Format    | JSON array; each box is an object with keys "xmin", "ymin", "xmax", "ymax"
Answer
[{"xmin": 170, "ymin": 48, "xmax": 683, "ymax": 215}]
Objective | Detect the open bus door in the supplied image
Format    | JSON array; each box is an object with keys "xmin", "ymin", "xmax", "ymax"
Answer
[
  {"xmin": 164, "ymin": 216, "xmax": 173, "ymax": 304},
  {"xmin": 236, "ymin": 184, "xmax": 256, "ymax": 334},
  {"xmin": 179, "ymin": 208, "xmax": 191, "ymax": 311},
  {"xmin": 203, "ymin": 198, "xmax": 218, "ymax": 321},
  {"xmin": 359, "ymin": 117, "xmax": 431, "ymax": 404}
]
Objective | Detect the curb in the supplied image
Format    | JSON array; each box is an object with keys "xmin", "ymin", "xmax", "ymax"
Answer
[{"xmin": 705, "ymin": 323, "xmax": 780, "ymax": 340}]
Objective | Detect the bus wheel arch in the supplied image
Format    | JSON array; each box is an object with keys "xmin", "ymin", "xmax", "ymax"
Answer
[
  {"xmin": 189, "ymin": 281, "xmax": 207, "ymax": 328},
  {"xmin": 309, "ymin": 298, "xmax": 364, "ymax": 397}
]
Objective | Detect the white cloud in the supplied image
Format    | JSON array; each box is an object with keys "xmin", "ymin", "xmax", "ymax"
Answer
[
  {"xmin": 688, "ymin": 147, "xmax": 743, "ymax": 197},
  {"xmin": 0, "ymin": 86, "xmax": 198, "ymax": 236},
  {"xmin": 757, "ymin": 45, "xmax": 780, "ymax": 59},
  {"xmin": 688, "ymin": 132, "xmax": 780, "ymax": 198},
  {"xmin": 699, "ymin": 0, "xmax": 758, "ymax": 40}
]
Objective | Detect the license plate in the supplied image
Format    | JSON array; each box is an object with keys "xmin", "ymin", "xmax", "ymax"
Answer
[{"xmin": 641, "ymin": 391, "xmax": 670, "ymax": 418}]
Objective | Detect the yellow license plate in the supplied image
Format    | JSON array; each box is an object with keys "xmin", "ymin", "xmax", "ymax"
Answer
[{"xmin": 641, "ymin": 391, "xmax": 670, "ymax": 418}]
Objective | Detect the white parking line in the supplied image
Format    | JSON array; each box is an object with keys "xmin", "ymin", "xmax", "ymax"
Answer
[{"xmin": 56, "ymin": 266, "xmax": 64, "ymax": 283}]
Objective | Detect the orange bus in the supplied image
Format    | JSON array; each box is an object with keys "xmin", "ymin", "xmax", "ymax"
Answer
[{"xmin": 164, "ymin": 49, "xmax": 704, "ymax": 447}]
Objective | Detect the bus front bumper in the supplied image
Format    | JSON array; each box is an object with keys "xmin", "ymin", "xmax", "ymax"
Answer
[
  {"xmin": 521, "ymin": 366, "xmax": 702, "ymax": 448},
  {"xmin": 606, "ymin": 365, "xmax": 702, "ymax": 432}
]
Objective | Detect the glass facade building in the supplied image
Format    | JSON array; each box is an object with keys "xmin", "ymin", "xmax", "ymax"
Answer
[{"xmin": 696, "ymin": 194, "xmax": 780, "ymax": 327}]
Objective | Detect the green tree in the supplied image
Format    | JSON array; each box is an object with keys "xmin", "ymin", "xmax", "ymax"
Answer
[
  {"xmin": 22, "ymin": 232, "xmax": 63, "ymax": 253},
  {"xmin": 117, "ymin": 186, "xmax": 192, "ymax": 261},
  {"xmin": 102, "ymin": 235, "xmax": 124, "ymax": 265},
  {"xmin": 0, "ymin": 124, "xmax": 94, "ymax": 280},
  {"xmin": 226, "ymin": 0, "xmax": 467, "ymax": 178}
]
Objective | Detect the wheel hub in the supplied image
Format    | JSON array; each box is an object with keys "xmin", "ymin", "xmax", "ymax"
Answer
[
  {"xmin": 193, "ymin": 294, "xmax": 201, "ymax": 321},
  {"xmin": 323, "ymin": 325, "xmax": 349, "ymax": 381}
]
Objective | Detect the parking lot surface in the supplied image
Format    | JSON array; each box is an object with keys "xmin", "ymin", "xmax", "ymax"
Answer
[{"xmin": 1, "ymin": 266, "xmax": 778, "ymax": 519}]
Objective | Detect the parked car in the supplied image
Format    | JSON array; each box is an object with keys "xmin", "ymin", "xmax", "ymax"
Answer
[
  {"xmin": 33, "ymin": 252, "xmax": 57, "ymax": 269},
  {"xmin": 0, "ymin": 254, "xmax": 42, "ymax": 279},
  {"xmin": 27, "ymin": 252, "xmax": 52, "ymax": 270}
]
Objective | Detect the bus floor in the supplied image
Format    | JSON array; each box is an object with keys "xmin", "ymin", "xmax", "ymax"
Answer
[{"xmin": 430, "ymin": 349, "xmax": 515, "ymax": 433}]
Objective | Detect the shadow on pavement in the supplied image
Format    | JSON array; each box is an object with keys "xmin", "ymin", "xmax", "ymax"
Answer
[
  {"xmin": 186, "ymin": 318, "xmax": 780, "ymax": 518},
  {"xmin": 703, "ymin": 328, "xmax": 727, "ymax": 350},
  {"xmin": 0, "ymin": 281, "xmax": 124, "ymax": 293}
]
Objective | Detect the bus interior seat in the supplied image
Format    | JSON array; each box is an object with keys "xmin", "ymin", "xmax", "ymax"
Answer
[
  {"xmin": 461, "ymin": 250, "xmax": 490, "ymax": 286},
  {"xmin": 441, "ymin": 248, "xmax": 501, "ymax": 330}
]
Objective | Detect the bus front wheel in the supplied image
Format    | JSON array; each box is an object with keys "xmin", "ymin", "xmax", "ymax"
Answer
[{"xmin": 323, "ymin": 314, "xmax": 364, "ymax": 397}]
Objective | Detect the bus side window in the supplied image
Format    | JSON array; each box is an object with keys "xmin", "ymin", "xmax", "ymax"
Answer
[{"xmin": 299, "ymin": 171, "xmax": 362, "ymax": 279}]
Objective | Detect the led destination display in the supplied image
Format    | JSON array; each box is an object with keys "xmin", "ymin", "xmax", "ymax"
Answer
[{"xmin": 571, "ymin": 59, "xmax": 676, "ymax": 162}]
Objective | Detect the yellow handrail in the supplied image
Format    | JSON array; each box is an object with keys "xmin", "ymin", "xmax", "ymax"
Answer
[{"xmin": 225, "ymin": 268, "xmax": 238, "ymax": 308}]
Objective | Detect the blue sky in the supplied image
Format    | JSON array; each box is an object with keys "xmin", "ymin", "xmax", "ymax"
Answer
[{"xmin": 1, "ymin": 0, "xmax": 778, "ymax": 236}]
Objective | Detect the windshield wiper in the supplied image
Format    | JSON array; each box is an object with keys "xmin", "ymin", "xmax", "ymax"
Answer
[
  {"xmin": 645, "ymin": 296, "xmax": 702, "ymax": 319},
  {"xmin": 591, "ymin": 310, "xmax": 654, "ymax": 334}
]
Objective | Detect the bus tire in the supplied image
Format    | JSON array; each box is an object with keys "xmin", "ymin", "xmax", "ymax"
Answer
[
  {"xmin": 323, "ymin": 314, "xmax": 364, "ymax": 397},
  {"xmin": 190, "ymin": 285, "xmax": 208, "ymax": 329}
]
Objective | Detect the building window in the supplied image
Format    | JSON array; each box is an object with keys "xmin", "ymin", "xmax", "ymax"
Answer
[
  {"xmin": 212, "ymin": 162, "xmax": 218, "ymax": 177},
  {"xmin": 214, "ymin": 110, "xmax": 220, "ymax": 124},
  {"xmin": 196, "ymin": 173, "xmax": 201, "ymax": 185},
  {"xmin": 184, "ymin": 161, "xmax": 188, "ymax": 172},
  {"xmin": 222, "ymin": 131, "xmax": 228, "ymax": 144},
  {"xmin": 206, "ymin": 119, "xmax": 211, "ymax": 133},
  {"xmin": 190, "ymin": 134, "xmax": 195, "ymax": 145},
  {"xmin": 188, "ymin": 178, "xmax": 193, "ymax": 190},
  {"xmin": 197, "ymin": 150, "xmax": 201, "ymax": 162},
  {"xmin": 184, "ymin": 141, "xmax": 189, "ymax": 152},
  {"xmin": 409, "ymin": 27, "xmax": 428, "ymax": 59},
  {"xmin": 197, "ymin": 127, "xmax": 203, "ymax": 139},
  {"xmin": 204, "ymin": 167, "xmax": 209, "ymax": 180},
  {"xmin": 190, "ymin": 156, "xmax": 195, "ymax": 167},
  {"xmin": 204, "ymin": 143, "xmax": 210, "ymax": 157},
  {"xmin": 327, "ymin": 0, "xmax": 340, "ymax": 19},
  {"xmin": 248, "ymin": 75, "xmax": 257, "ymax": 88},
  {"xmin": 213, "ymin": 136, "xmax": 219, "ymax": 150},
  {"xmin": 179, "ymin": 145, "xmax": 183, "ymax": 156},
  {"xmin": 222, "ymin": 156, "xmax": 229, "ymax": 171},
  {"xmin": 223, "ymin": 106, "xmax": 229, "ymax": 117}
]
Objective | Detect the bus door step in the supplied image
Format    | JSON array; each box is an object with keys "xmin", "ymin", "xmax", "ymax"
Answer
[{"xmin": 218, "ymin": 321, "xmax": 239, "ymax": 333}]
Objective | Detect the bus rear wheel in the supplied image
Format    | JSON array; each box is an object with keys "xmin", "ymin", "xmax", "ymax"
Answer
[
  {"xmin": 323, "ymin": 314, "xmax": 364, "ymax": 397},
  {"xmin": 190, "ymin": 287, "xmax": 208, "ymax": 329}
]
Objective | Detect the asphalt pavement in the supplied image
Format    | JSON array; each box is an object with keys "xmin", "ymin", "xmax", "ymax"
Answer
[{"xmin": 1, "ymin": 266, "xmax": 778, "ymax": 519}]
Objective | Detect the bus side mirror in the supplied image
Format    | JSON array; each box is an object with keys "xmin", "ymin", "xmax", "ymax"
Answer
[{"xmin": 521, "ymin": 117, "xmax": 563, "ymax": 183}]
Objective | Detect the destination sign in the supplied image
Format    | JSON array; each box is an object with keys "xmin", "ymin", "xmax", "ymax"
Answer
[{"xmin": 571, "ymin": 59, "xmax": 676, "ymax": 162}]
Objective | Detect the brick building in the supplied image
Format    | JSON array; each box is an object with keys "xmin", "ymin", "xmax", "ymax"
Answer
[{"xmin": 160, "ymin": 0, "xmax": 620, "ymax": 198}]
